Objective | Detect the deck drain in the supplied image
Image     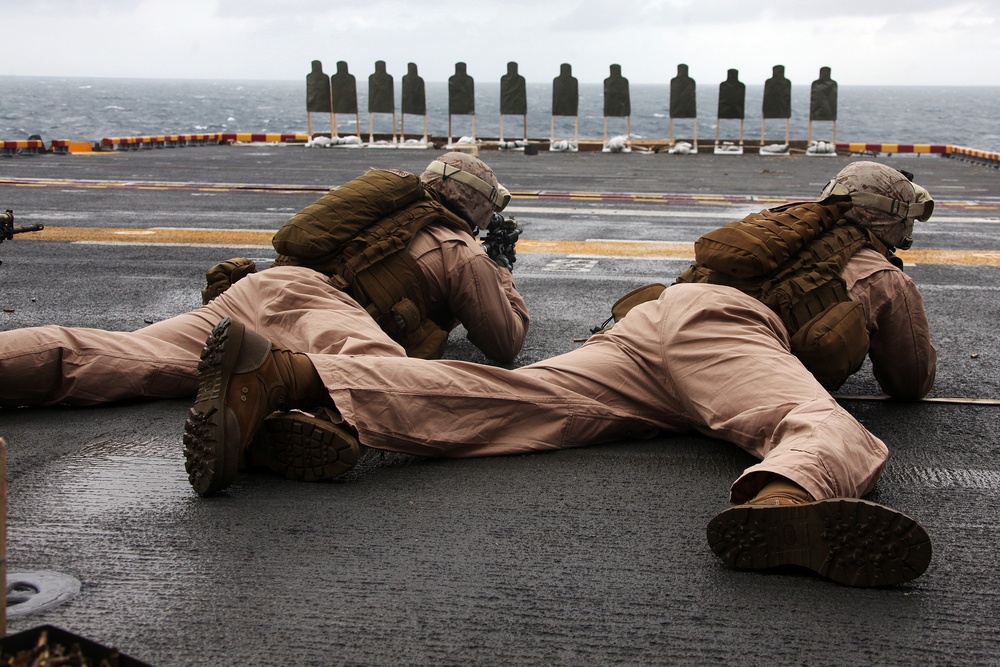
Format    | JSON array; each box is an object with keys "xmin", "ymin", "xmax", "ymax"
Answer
[{"xmin": 6, "ymin": 570, "xmax": 81, "ymax": 618}]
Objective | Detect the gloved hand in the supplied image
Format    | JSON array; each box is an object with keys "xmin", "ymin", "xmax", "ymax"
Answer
[
  {"xmin": 489, "ymin": 244, "xmax": 517, "ymax": 271},
  {"xmin": 483, "ymin": 212, "xmax": 521, "ymax": 272},
  {"xmin": 201, "ymin": 257, "xmax": 258, "ymax": 304}
]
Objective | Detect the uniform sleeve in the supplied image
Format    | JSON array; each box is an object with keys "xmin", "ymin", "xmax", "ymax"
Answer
[
  {"xmin": 846, "ymin": 251, "xmax": 936, "ymax": 399},
  {"xmin": 411, "ymin": 224, "xmax": 530, "ymax": 364},
  {"xmin": 445, "ymin": 246, "xmax": 530, "ymax": 364}
]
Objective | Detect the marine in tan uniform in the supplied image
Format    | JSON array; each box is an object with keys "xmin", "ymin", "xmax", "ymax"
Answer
[
  {"xmin": 186, "ymin": 162, "xmax": 936, "ymax": 587},
  {"xmin": 0, "ymin": 152, "xmax": 529, "ymax": 477}
]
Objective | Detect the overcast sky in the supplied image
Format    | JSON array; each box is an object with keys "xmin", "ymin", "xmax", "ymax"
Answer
[{"xmin": 2, "ymin": 0, "xmax": 998, "ymax": 86}]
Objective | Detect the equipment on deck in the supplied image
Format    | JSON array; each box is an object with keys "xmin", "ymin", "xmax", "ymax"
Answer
[{"xmin": 0, "ymin": 210, "xmax": 44, "ymax": 266}]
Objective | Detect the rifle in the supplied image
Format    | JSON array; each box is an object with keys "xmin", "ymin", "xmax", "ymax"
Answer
[
  {"xmin": 481, "ymin": 211, "xmax": 522, "ymax": 271},
  {"xmin": 1, "ymin": 210, "xmax": 45, "ymax": 266}
]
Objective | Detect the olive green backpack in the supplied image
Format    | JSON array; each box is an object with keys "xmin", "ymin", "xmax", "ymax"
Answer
[
  {"xmin": 609, "ymin": 195, "xmax": 891, "ymax": 390},
  {"xmin": 205, "ymin": 168, "xmax": 475, "ymax": 359}
]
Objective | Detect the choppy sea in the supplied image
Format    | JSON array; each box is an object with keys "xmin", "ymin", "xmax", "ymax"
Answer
[{"xmin": 2, "ymin": 76, "xmax": 999, "ymax": 151}]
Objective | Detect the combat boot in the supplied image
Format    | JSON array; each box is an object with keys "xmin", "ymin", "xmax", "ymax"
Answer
[
  {"xmin": 744, "ymin": 477, "xmax": 815, "ymax": 506},
  {"xmin": 706, "ymin": 480, "xmax": 932, "ymax": 587},
  {"xmin": 247, "ymin": 412, "xmax": 362, "ymax": 482},
  {"xmin": 183, "ymin": 317, "xmax": 329, "ymax": 496}
]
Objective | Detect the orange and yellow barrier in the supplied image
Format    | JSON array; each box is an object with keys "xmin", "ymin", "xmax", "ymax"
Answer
[
  {"xmin": 835, "ymin": 143, "xmax": 948, "ymax": 155},
  {"xmin": 219, "ymin": 132, "xmax": 310, "ymax": 143},
  {"xmin": 3, "ymin": 134, "xmax": 999, "ymax": 165},
  {"xmin": 947, "ymin": 145, "xmax": 1000, "ymax": 164},
  {"xmin": 99, "ymin": 133, "xmax": 222, "ymax": 149},
  {"xmin": 95, "ymin": 132, "xmax": 309, "ymax": 150},
  {"xmin": 1, "ymin": 139, "xmax": 44, "ymax": 156}
]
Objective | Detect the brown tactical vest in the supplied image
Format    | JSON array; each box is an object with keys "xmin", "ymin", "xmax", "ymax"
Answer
[
  {"xmin": 271, "ymin": 168, "xmax": 476, "ymax": 359},
  {"xmin": 673, "ymin": 195, "xmax": 892, "ymax": 389}
]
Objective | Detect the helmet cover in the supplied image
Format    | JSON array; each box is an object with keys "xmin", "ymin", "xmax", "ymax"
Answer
[
  {"xmin": 420, "ymin": 152, "xmax": 509, "ymax": 229},
  {"xmin": 820, "ymin": 161, "xmax": 933, "ymax": 250}
]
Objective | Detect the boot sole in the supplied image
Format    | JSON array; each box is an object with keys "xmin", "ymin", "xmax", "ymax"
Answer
[
  {"xmin": 254, "ymin": 413, "xmax": 361, "ymax": 482},
  {"xmin": 183, "ymin": 317, "xmax": 245, "ymax": 496},
  {"xmin": 706, "ymin": 498, "xmax": 932, "ymax": 587}
]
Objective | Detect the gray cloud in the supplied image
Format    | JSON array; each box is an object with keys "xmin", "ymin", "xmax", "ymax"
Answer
[{"xmin": 0, "ymin": 0, "xmax": 996, "ymax": 85}]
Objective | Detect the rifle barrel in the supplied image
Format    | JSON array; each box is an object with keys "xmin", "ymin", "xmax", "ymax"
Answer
[
  {"xmin": 1, "ymin": 210, "xmax": 44, "ymax": 242},
  {"xmin": 12, "ymin": 224, "xmax": 44, "ymax": 234}
]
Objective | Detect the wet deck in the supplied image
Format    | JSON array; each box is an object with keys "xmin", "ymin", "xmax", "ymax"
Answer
[{"xmin": 2, "ymin": 147, "xmax": 999, "ymax": 665}]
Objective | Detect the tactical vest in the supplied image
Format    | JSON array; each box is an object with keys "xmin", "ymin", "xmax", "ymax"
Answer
[
  {"xmin": 672, "ymin": 194, "xmax": 892, "ymax": 389},
  {"xmin": 271, "ymin": 168, "xmax": 476, "ymax": 359}
]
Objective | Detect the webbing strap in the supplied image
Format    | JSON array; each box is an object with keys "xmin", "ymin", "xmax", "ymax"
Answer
[
  {"xmin": 822, "ymin": 181, "xmax": 934, "ymax": 221},
  {"xmin": 424, "ymin": 160, "xmax": 511, "ymax": 210}
]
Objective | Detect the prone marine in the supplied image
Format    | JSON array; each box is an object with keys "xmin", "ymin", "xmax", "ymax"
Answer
[{"xmin": 182, "ymin": 160, "xmax": 936, "ymax": 587}]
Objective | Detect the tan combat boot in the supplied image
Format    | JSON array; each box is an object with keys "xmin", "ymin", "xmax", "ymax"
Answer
[
  {"xmin": 706, "ymin": 477, "xmax": 932, "ymax": 587},
  {"xmin": 247, "ymin": 412, "xmax": 362, "ymax": 482},
  {"xmin": 183, "ymin": 317, "xmax": 329, "ymax": 496},
  {"xmin": 746, "ymin": 477, "xmax": 815, "ymax": 506}
]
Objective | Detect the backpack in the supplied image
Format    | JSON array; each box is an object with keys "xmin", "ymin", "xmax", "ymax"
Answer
[
  {"xmin": 675, "ymin": 194, "xmax": 893, "ymax": 389},
  {"xmin": 261, "ymin": 168, "xmax": 474, "ymax": 358},
  {"xmin": 603, "ymin": 195, "xmax": 889, "ymax": 390}
]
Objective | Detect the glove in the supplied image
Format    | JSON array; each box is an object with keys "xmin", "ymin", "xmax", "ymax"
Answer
[
  {"xmin": 483, "ymin": 213, "xmax": 521, "ymax": 272},
  {"xmin": 491, "ymin": 245, "xmax": 516, "ymax": 271},
  {"xmin": 201, "ymin": 257, "xmax": 258, "ymax": 304}
]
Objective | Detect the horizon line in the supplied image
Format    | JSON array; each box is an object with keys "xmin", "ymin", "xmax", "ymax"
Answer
[{"xmin": 3, "ymin": 74, "xmax": 1000, "ymax": 88}]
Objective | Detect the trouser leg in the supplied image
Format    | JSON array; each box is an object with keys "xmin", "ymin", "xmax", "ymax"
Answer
[
  {"xmin": 637, "ymin": 284, "xmax": 888, "ymax": 503},
  {"xmin": 217, "ymin": 266, "xmax": 406, "ymax": 357},
  {"xmin": 0, "ymin": 323, "xmax": 203, "ymax": 406},
  {"xmin": 314, "ymin": 284, "xmax": 887, "ymax": 500},
  {"xmin": 0, "ymin": 267, "xmax": 403, "ymax": 407},
  {"xmin": 309, "ymin": 352, "xmax": 658, "ymax": 458}
]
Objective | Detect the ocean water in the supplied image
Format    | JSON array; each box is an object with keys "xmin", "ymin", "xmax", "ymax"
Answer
[{"xmin": 2, "ymin": 76, "xmax": 999, "ymax": 151}]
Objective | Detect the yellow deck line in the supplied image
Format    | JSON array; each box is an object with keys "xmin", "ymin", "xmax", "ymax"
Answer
[
  {"xmin": 895, "ymin": 248, "xmax": 1000, "ymax": 266},
  {"xmin": 18, "ymin": 227, "xmax": 1000, "ymax": 267},
  {"xmin": 28, "ymin": 227, "xmax": 277, "ymax": 246}
]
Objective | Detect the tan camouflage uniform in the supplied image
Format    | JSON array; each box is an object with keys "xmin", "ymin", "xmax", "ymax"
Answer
[
  {"xmin": 0, "ymin": 222, "xmax": 528, "ymax": 407},
  {"xmin": 304, "ymin": 247, "xmax": 933, "ymax": 502}
]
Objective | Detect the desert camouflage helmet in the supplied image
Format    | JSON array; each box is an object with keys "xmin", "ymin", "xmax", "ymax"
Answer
[
  {"xmin": 420, "ymin": 152, "xmax": 510, "ymax": 229},
  {"xmin": 820, "ymin": 161, "xmax": 934, "ymax": 250}
]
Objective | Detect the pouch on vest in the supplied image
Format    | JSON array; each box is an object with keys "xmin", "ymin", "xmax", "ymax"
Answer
[
  {"xmin": 272, "ymin": 168, "xmax": 428, "ymax": 267},
  {"xmin": 789, "ymin": 300, "xmax": 870, "ymax": 390},
  {"xmin": 269, "ymin": 169, "xmax": 474, "ymax": 360},
  {"xmin": 675, "ymin": 195, "xmax": 886, "ymax": 389},
  {"xmin": 612, "ymin": 283, "xmax": 666, "ymax": 322},
  {"xmin": 592, "ymin": 282, "xmax": 667, "ymax": 335},
  {"xmin": 404, "ymin": 321, "xmax": 450, "ymax": 360},
  {"xmin": 693, "ymin": 196, "xmax": 852, "ymax": 280}
]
